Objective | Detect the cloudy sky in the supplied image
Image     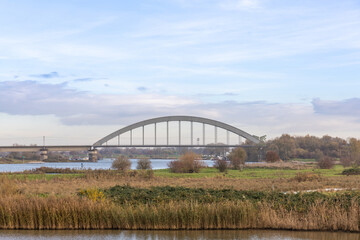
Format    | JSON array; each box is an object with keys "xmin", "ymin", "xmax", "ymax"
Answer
[{"xmin": 0, "ymin": 0, "xmax": 359, "ymax": 145}]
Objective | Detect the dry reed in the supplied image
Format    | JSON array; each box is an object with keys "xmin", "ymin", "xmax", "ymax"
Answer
[{"xmin": 0, "ymin": 196, "xmax": 358, "ymax": 231}]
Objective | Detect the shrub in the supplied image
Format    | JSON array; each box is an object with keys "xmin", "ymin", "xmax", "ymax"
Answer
[
  {"xmin": 342, "ymin": 167, "xmax": 360, "ymax": 176},
  {"xmin": 229, "ymin": 147, "xmax": 247, "ymax": 170},
  {"xmin": 214, "ymin": 159, "xmax": 229, "ymax": 172},
  {"xmin": 265, "ymin": 151, "xmax": 280, "ymax": 162},
  {"xmin": 136, "ymin": 157, "xmax": 152, "ymax": 170},
  {"xmin": 168, "ymin": 152, "xmax": 205, "ymax": 173},
  {"xmin": 317, "ymin": 156, "xmax": 334, "ymax": 169},
  {"xmin": 138, "ymin": 169, "xmax": 154, "ymax": 179},
  {"xmin": 23, "ymin": 167, "xmax": 79, "ymax": 174},
  {"xmin": 127, "ymin": 170, "xmax": 138, "ymax": 177},
  {"xmin": 168, "ymin": 160, "xmax": 183, "ymax": 173},
  {"xmin": 292, "ymin": 172, "xmax": 322, "ymax": 182},
  {"xmin": 78, "ymin": 188, "xmax": 105, "ymax": 202},
  {"xmin": 111, "ymin": 155, "xmax": 131, "ymax": 171}
]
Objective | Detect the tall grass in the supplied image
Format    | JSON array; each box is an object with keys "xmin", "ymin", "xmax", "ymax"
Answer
[
  {"xmin": 0, "ymin": 196, "xmax": 358, "ymax": 231},
  {"xmin": 1, "ymin": 169, "xmax": 360, "ymax": 231}
]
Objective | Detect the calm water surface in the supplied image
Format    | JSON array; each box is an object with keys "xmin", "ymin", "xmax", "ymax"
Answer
[
  {"xmin": 0, "ymin": 230, "xmax": 358, "ymax": 240},
  {"xmin": 0, "ymin": 159, "xmax": 215, "ymax": 172}
]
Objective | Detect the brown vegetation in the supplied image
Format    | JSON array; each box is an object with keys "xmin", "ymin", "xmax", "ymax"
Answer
[
  {"xmin": 168, "ymin": 152, "xmax": 205, "ymax": 173},
  {"xmin": 292, "ymin": 172, "xmax": 322, "ymax": 182},
  {"xmin": 318, "ymin": 156, "xmax": 335, "ymax": 169},
  {"xmin": 214, "ymin": 159, "xmax": 229, "ymax": 172},
  {"xmin": 136, "ymin": 157, "xmax": 152, "ymax": 170},
  {"xmin": 1, "ymin": 167, "xmax": 360, "ymax": 231},
  {"xmin": 0, "ymin": 192, "xmax": 358, "ymax": 231},
  {"xmin": 2, "ymin": 168, "xmax": 360, "ymax": 197},
  {"xmin": 111, "ymin": 155, "xmax": 131, "ymax": 171},
  {"xmin": 265, "ymin": 151, "xmax": 280, "ymax": 162},
  {"xmin": 229, "ymin": 147, "xmax": 247, "ymax": 170}
]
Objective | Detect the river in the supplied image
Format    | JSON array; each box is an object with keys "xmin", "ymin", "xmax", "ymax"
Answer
[
  {"xmin": 0, "ymin": 159, "xmax": 215, "ymax": 172},
  {"xmin": 0, "ymin": 230, "xmax": 358, "ymax": 239}
]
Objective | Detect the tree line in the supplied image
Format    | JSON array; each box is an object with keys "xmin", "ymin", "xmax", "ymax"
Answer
[{"xmin": 264, "ymin": 134, "xmax": 360, "ymax": 166}]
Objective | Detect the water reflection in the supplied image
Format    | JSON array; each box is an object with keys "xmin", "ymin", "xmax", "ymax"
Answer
[{"xmin": 0, "ymin": 230, "xmax": 358, "ymax": 240}]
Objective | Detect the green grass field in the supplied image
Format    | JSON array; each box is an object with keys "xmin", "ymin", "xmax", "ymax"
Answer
[
  {"xmin": 153, "ymin": 165, "xmax": 345, "ymax": 179},
  {"xmin": 0, "ymin": 164, "xmax": 348, "ymax": 181}
]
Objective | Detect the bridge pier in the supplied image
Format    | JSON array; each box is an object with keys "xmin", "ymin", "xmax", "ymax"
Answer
[
  {"xmin": 88, "ymin": 149, "xmax": 98, "ymax": 162},
  {"xmin": 40, "ymin": 149, "xmax": 48, "ymax": 161}
]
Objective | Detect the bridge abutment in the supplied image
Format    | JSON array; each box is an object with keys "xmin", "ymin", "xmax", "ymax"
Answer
[
  {"xmin": 88, "ymin": 149, "xmax": 98, "ymax": 162},
  {"xmin": 40, "ymin": 149, "xmax": 48, "ymax": 161}
]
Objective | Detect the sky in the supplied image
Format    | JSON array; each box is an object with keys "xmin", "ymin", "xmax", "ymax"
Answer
[{"xmin": 0, "ymin": 0, "xmax": 359, "ymax": 145}]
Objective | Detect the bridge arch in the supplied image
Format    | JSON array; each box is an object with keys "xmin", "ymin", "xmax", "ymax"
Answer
[{"xmin": 93, "ymin": 116, "xmax": 260, "ymax": 146}]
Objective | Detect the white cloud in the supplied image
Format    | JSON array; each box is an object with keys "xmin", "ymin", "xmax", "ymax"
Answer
[{"xmin": 0, "ymin": 81, "xmax": 359, "ymax": 144}]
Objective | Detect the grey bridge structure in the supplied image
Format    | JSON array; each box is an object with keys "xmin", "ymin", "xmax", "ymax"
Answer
[{"xmin": 0, "ymin": 116, "xmax": 262, "ymax": 161}]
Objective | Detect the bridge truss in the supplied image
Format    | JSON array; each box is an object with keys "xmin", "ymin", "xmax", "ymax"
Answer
[{"xmin": 93, "ymin": 116, "xmax": 260, "ymax": 147}]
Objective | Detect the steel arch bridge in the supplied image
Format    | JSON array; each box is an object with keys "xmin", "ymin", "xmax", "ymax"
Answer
[{"xmin": 93, "ymin": 116, "xmax": 260, "ymax": 147}]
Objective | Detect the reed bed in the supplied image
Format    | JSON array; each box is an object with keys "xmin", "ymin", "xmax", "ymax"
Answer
[
  {"xmin": 1, "ymin": 170, "xmax": 360, "ymax": 231},
  {"xmin": 0, "ymin": 195, "xmax": 358, "ymax": 231}
]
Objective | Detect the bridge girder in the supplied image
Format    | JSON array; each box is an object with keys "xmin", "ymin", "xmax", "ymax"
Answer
[{"xmin": 93, "ymin": 116, "xmax": 260, "ymax": 146}]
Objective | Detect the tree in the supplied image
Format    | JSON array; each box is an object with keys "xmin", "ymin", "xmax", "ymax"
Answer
[
  {"xmin": 228, "ymin": 147, "xmax": 247, "ymax": 170},
  {"xmin": 318, "ymin": 156, "xmax": 334, "ymax": 169},
  {"xmin": 168, "ymin": 152, "xmax": 205, "ymax": 173},
  {"xmin": 265, "ymin": 151, "xmax": 280, "ymax": 162},
  {"xmin": 136, "ymin": 157, "xmax": 152, "ymax": 170},
  {"xmin": 112, "ymin": 155, "xmax": 131, "ymax": 171},
  {"xmin": 349, "ymin": 138, "xmax": 360, "ymax": 166},
  {"xmin": 276, "ymin": 134, "xmax": 296, "ymax": 160},
  {"xmin": 214, "ymin": 159, "xmax": 229, "ymax": 172}
]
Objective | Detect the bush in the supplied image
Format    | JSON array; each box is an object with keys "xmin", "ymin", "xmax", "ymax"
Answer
[
  {"xmin": 214, "ymin": 159, "xmax": 229, "ymax": 172},
  {"xmin": 229, "ymin": 147, "xmax": 247, "ymax": 170},
  {"xmin": 111, "ymin": 155, "xmax": 131, "ymax": 171},
  {"xmin": 317, "ymin": 156, "xmax": 334, "ymax": 169},
  {"xmin": 342, "ymin": 167, "xmax": 360, "ymax": 176},
  {"xmin": 168, "ymin": 160, "xmax": 183, "ymax": 173},
  {"xmin": 138, "ymin": 169, "xmax": 154, "ymax": 179},
  {"xmin": 168, "ymin": 152, "xmax": 205, "ymax": 173},
  {"xmin": 136, "ymin": 158, "xmax": 152, "ymax": 170},
  {"xmin": 265, "ymin": 151, "xmax": 280, "ymax": 162},
  {"xmin": 23, "ymin": 167, "xmax": 79, "ymax": 174},
  {"xmin": 292, "ymin": 172, "xmax": 322, "ymax": 182},
  {"xmin": 78, "ymin": 188, "xmax": 105, "ymax": 202}
]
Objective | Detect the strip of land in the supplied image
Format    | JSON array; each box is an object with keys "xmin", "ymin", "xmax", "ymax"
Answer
[{"xmin": 0, "ymin": 164, "xmax": 359, "ymax": 231}]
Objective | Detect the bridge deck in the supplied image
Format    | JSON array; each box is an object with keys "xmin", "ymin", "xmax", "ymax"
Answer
[{"xmin": 0, "ymin": 144, "xmax": 256, "ymax": 152}]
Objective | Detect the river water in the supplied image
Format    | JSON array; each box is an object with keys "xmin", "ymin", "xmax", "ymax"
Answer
[
  {"xmin": 0, "ymin": 230, "xmax": 358, "ymax": 240},
  {"xmin": 0, "ymin": 159, "xmax": 215, "ymax": 172}
]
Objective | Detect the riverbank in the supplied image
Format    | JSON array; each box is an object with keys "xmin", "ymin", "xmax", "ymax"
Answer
[{"xmin": 0, "ymin": 167, "xmax": 359, "ymax": 231}]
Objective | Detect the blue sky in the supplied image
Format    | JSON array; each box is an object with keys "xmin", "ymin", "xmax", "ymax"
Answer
[{"xmin": 0, "ymin": 0, "xmax": 359, "ymax": 145}]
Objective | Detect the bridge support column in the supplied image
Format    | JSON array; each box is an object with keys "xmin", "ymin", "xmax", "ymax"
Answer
[
  {"xmin": 40, "ymin": 149, "xmax": 48, "ymax": 161},
  {"xmin": 88, "ymin": 149, "xmax": 98, "ymax": 162}
]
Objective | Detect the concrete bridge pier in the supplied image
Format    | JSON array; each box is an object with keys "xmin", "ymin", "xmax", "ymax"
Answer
[
  {"xmin": 40, "ymin": 149, "xmax": 48, "ymax": 161},
  {"xmin": 88, "ymin": 149, "xmax": 98, "ymax": 162}
]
